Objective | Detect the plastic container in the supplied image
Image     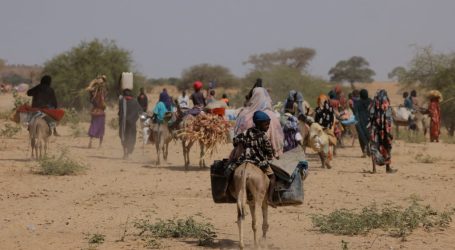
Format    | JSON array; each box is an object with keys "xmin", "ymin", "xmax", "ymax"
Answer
[{"xmin": 121, "ymin": 72, "xmax": 133, "ymax": 90}]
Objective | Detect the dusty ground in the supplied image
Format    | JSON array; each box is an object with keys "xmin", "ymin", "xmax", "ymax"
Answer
[{"xmin": 1, "ymin": 84, "xmax": 455, "ymax": 250}]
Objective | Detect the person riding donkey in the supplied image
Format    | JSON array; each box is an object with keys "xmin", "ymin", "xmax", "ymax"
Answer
[
  {"xmin": 229, "ymin": 110, "xmax": 277, "ymax": 207},
  {"xmin": 26, "ymin": 75, "xmax": 60, "ymax": 136}
]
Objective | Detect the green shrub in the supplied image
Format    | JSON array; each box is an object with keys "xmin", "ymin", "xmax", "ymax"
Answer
[
  {"xmin": 12, "ymin": 91, "xmax": 31, "ymax": 108},
  {"xmin": 60, "ymin": 108, "xmax": 80, "ymax": 125},
  {"xmin": 87, "ymin": 233, "xmax": 105, "ymax": 245},
  {"xmin": 70, "ymin": 123, "xmax": 85, "ymax": 138},
  {"xmin": 311, "ymin": 199, "xmax": 454, "ymax": 239},
  {"xmin": 38, "ymin": 148, "xmax": 87, "ymax": 175},
  {"xmin": 0, "ymin": 123, "xmax": 21, "ymax": 138},
  {"xmin": 134, "ymin": 216, "xmax": 217, "ymax": 247}
]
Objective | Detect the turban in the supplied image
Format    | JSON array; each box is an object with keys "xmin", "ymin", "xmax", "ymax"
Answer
[{"xmin": 253, "ymin": 110, "xmax": 270, "ymax": 123}]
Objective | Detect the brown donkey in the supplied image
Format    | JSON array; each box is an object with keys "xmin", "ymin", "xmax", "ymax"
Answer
[
  {"xmin": 30, "ymin": 117, "xmax": 51, "ymax": 159},
  {"xmin": 231, "ymin": 162, "xmax": 270, "ymax": 249}
]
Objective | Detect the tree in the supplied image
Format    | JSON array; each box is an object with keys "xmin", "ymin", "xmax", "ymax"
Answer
[
  {"xmin": 0, "ymin": 58, "xmax": 5, "ymax": 72},
  {"xmin": 328, "ymin": 56, "xmax": 375, "ymax": 89},
  {"xmin": 244, "ymin": 47, "xmax": 316, "ymax": 73},
  {"xmin": 239, "ymin": 65, "xmax": 330, "ymax": 107},
  {"xmin": 43, "ymin": 39, "xmax": 138, "ymax": 109},
  {"xmin": 180, "ymin": 64, "xmax": 239, "ymax": 90},
  {"xmin": 388, "ymin": 66, "xmax": 407, "ymax": 82}
]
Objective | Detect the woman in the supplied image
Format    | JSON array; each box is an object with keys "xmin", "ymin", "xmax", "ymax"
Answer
[
  {"xmin": 235, "ymin": 87, "xmax": 284, "ymax": 156},
  {"xmin": 159, "ymin": 88, "xmax": 173, "ymax": 111},
  {"xmin": 368, "ymin": 89, "xmax": 396, "ymax": 173},
  {"xmin": 428, "ymin": 90, "xmax": 442, "ymax": 142},
  {"xmin": 353, "ymin": 89, "xmax": 371, "ymax": 157},
  {"xmin": 87, "ymin": 76, "xmax": 107, "ymax": 148},
  {"xmin": 314, "ymin": 94, "xmax": 337, "ymax": 153},
  {"xmin": 119, "ymin": 89, "xmax": 142, "ymax": 159}
]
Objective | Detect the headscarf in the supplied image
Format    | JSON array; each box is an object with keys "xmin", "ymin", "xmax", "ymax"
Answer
[
  {"xmin": 159, "ymin": 89, "xmax": 172, "ymax": 111},
  {"xmin": 235, "ymin": 87, "xmax": 284, "ymax": 156},
  {"xmin": 253, "ymin": 110, "xmax": 270, "ymax": 123}
]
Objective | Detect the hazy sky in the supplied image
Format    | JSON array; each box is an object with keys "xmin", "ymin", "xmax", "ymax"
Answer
[{"xmin": 1, "ymin": 0, "xmax": 455, "ymax": 81}]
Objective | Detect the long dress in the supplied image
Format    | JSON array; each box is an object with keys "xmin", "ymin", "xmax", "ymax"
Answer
[
  {"xmin": 354, "ymin": 97, "xmax": 371, "ymax": 154},
  {"xmin": 88, "ymin": 90, "xmax": 106, "ymax": 139},
  {"xmin": 369, "ymin": 90, "xmax": 393, "ymax": 166},
  {"xmin": 428, "ymin": 99, "xmax": 441, "ymax": 142},
  {"xmin": 119, "ymin": 95, "xmax": 142, "ymax": 154}
]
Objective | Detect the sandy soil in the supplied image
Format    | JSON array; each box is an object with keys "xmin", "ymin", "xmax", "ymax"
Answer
[{"xmin": 1, "ymin": 84, "xmax": 455, "ymax": 250}]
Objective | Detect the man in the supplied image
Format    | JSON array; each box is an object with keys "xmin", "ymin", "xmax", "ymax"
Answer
[
  {"xmin": 177, "ymin": 90, "xmax": 189, "ymax": 109},
  {"xmin": 232, "ymin": 110, "xmax": 277, "ymax": 207},
  {"xmin": 27, "ymin": 75, "xmax": 59, "ymax": 136},
  {"xmin": 403, "ymin": 92, "xmax": 412, "ymax": 109},
  {"xmin": 119, "ymin": 89, "xmax": 142, "ymax": 159},
  {"xmin": 137, "ymin": 88, "xmax": 148, "ymax": 112},
  {"xmin": 190, "ymin": 81, "xmax": 206, "ymax": 108}
]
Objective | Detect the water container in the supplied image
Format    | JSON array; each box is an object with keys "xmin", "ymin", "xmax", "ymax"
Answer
[{"xmin": 121, "ymin": 72, "xmax": 133, "ymax": 90}]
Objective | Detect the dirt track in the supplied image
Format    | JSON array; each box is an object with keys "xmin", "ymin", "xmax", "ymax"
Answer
[{"xmin": 1, "ymin": 87, "xmax": 455, "ymax": 250}]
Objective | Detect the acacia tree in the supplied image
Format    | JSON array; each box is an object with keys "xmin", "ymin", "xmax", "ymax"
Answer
[
  {"xmin": 328, "ymin": 56, "xmax": 375, "ymax": 89},
  {"xmin": 388, "ymin": 66, "xmax": 407, "ymax": 82},
  {"xmin": 244, "ymin": 47, "xmax": 316, "ymax": 73},
  {"xmin": 43, "ymin": 39, "xmax": 139, "ymax": 109},
  {"xmin": 180, "ymin": 63, "xmax": 239, "ymax": 90}
]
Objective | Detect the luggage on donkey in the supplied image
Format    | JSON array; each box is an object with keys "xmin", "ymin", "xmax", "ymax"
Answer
[
  {"xmin": 210, "ymin": 159, "xmax": 237, "ymax": 203},
  {"xmin": 270, "ymin": 148, "xmax": 308, "ymax": 206},
  {"xmin": 210, "ymin": 147, "xmax": 309, "ymax": 206}
]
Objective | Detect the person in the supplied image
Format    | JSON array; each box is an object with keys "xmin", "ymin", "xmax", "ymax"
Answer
[
  {"xmin": 118, "ymin": 89, "xmax": 142, "ymax": 159},
  {"xmin": 27, "ymin": 75, "xmax": 59, "ymax": 136},
  {"xmin": 283, "ymin": 90, "xmax": 306, "ymax": 121},
  {"xmin": 206, "ymin": 89, "xmax": 216, "ymax": 104},
  {"xmin": 190, "ymin": 81, "xmax": 206, "ymax": 108},
  {"xmin": 221, "ymin": 93, "xmax": 230, "ymax": 106},
  {"xmin": 427, "ymin": 90, "xmax": 442, "ymax": 142},
  {"xmin": 137, "ymin": 88, "xmax": 148, "ymax": 112},
  {"xmin": 245, "ymin": 78, "xmax": 263, "ymax": 102},
  {"xmin": 235, "ymin": 87, "xmax": 284, "ymax": 156},
  {"xmin": 353, "ymin": 89, "xmax": 372, "ymax": 157},
  {"xmin": 409, "ymin": 90, "xmax": 420, "ymax": 110},
  {"xmin": 159, "ymin": 88, "xmax": 172, "ymax": 111},
  {"xmin": 232, "ymin": 110, "xmax": 276, "ymax": 207},
  {"xmin": 403, "ymin": 92, "xmax": 412, "ymax": 109},
  {"xmin": 315, "ymin": 94, "xmax": 334, "ymax": 130},
  {"xmin": 177, "ymin": 90, "xmax": 190, "ymax": 109},
  {"xmin": 368, "ymin": 89, "xmax": 396, "ymax": 173},
  {"xmin": 87, "ymin": 75, "xmax": 107, "ymax": 148}
]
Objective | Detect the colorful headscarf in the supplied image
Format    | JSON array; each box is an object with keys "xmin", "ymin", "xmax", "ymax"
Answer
[{"xmin": 369, "ymin": 89, "xmax": 393, "ymax": 165}]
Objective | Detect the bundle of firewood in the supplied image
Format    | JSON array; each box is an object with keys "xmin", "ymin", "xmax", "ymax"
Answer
[{"xmin": 177, "ymin": 113, "xmax": 231, "ymax": 157}]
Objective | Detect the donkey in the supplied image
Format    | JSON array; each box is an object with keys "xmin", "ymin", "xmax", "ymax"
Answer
[
  {"xmin": 29, "ymin": 116, "xmax": 51, "ymax": 159},
  {"xmin": 231, "ymin": 162, "xmax": 270, "ymax": 249},
  {"xmin": 149, "ymin": 112, "xmax": 173, "ymax": 165}
]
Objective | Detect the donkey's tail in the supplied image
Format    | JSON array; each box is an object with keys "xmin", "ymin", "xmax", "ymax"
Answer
[{"xmin": 237, "ymin": 164, "xmax": 248, "ymax": 220}]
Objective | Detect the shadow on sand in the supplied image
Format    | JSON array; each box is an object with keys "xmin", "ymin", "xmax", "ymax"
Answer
[{"xmin": 142, "ymin": 164, "xmax": 209, "ymax": 172}]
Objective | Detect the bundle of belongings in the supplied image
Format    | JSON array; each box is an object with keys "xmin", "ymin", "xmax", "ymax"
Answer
[
  {"xmin": 210, "ymin": 147, "xmax": 308, "ymax": 206},
  {"xmin": 394, "ymin": 107, "xmax": 413, "ymax": 122},
  {"xmin": 12, "ymin": 104, "xmax": 65, "ymax": 133},
  {"xmin": 281, "ymin": 113, "xmax": 303, "ymax": 152}
]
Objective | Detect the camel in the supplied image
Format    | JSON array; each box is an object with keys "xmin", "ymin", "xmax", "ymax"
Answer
[
  {"xmin": 29, "ymin": 116, "xmax": 51, "ymax": 159},
  {"xmin": 230, "ymin": 162, "xmax": 270, "ymax": 249},
  {"xmin": 149, "ymin": 113, "xmax": 173, "ymax": 165}
]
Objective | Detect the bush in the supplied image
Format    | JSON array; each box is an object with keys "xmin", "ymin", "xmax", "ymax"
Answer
[
  {"xmin": 311, "ymin": 198, "xmax": 454, "ymax": 239},
  {"xmin": 60, "ymin": 108, "xmax": 80, "ymax": 125},
  {"xmin": 0, "ymin": 123, "xmax": 21, "ymax": 138},
  {"xmin": 134, "ymin": 216, "xmax": 217, "ymax": 247},
  {"xmin": 37, "ymin": 148, "xmax": 87, "ymax": 175},
  {"xmin": 70, "ymin": 123, "xmax": 85, "ymax": 138}
]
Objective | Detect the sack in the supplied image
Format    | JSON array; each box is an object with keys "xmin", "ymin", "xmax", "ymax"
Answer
[
  {"xmin": 121, "ymin": 72, "xmax": 133, "ymax": 90},
  {"xmin": 270, "ymin": 148, "xmax": 308, "ymax": 206},
  {"xmin": 341, "ymin": 115, "xmax": 357, "ymax": 126},
  {"xmin": 210, "ymin": 159, "xmax": 236, "ymax": 203},
  {"xmin": 395, "ymin": 107, "xmax": 411, "ymax": 122}
]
